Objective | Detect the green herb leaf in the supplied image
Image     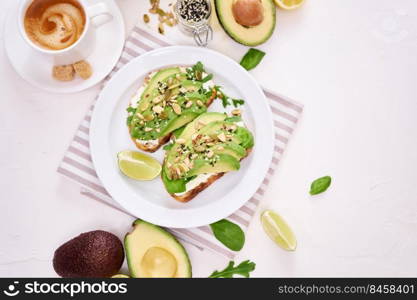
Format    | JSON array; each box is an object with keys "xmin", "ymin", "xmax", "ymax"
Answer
[
  {"xmin": 310, "ymin": 176, "xmax": 332, "ymax": 195},
  {"xmin": 172, "ymin": 126, "xmax": 186, "ymax": 138},
  {"xmin": 240, "ymin": 48, "xmax": 266, "ymax": 71},
  {"xmin": 232, "ymin": 99, "xmax": 245, "ymax": 107},
  {"xmin": 209, "ymin": 260, "xmax": 256, "ymax": 278},
  {"xmin": 210, "ymin": 219, "xmax": 245, "ymax": 251},
  {"xmin": 201, "ymin": 73, "xmax": 213, "ymax": 83},
  {"xmin": 162, "ymin": 143, "xmax": 174, "ymax": 151}
]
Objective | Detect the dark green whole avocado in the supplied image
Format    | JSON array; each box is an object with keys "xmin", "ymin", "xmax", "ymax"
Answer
[{"xmin": 53, "ymin": 230, "xmax": 124, "ymax": 278}]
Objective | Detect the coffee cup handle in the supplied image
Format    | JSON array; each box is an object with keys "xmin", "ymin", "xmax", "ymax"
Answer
[{"xmin": 86, "ymin": 3, "xmax": 113, "ymax": 28}]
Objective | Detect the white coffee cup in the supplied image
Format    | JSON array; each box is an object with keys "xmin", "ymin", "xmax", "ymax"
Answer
[{"xmin": 18, "ymin": 0, "xmax": 113, "ymax": 65}]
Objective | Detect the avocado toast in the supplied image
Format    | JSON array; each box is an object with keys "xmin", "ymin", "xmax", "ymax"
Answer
[
  {"xmin": 162, "ymin": 112, "xmax": 254, "ymax": 202},
  {"xmin": 127, "ymin": 63, "xmax": 217, "ymax": 152}
]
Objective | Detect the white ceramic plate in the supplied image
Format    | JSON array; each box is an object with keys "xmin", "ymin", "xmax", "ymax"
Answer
[
  {"xmin": 90, "ymin": 46, "xmax": 274, "ymax": 228},
  {"xmin": 3, "ymin": 0, "xmax": 125, "ymax": 94}
]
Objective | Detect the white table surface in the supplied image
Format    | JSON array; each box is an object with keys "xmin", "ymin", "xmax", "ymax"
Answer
[{"xmin": 1, "ymin": 0, "xmax": 417, "ymax": 277}]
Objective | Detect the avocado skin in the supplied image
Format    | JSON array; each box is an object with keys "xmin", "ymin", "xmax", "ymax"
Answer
[
  {"xmin": 214, "ymin": 0, "xmax": 276, "ymax": 46},
  {"xmin": 53, "ymin": 230, "xmax": 124, "ymax": 278}
]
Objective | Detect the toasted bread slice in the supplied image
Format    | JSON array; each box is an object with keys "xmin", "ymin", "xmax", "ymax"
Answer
[
  {"xmin": 169, "ymin": 148, "xmax": 252, "ymax": 202},
  {"xmin": 128, "ymin": 71, "xmax": 217, "ymax": 153}
]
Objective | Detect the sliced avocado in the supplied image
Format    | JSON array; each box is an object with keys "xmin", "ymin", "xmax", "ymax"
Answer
[
  {"xmin": 178, "ymin": 112, "xmax": 226, "ymax": 140},
  {"xmin": 125, "ymin": 220, "xmax": 192, "ymax": 278},
  {"xmin": 215, "ymin": 0, "xmax": 276, "ymax": 46},
  {"xmin": 163, "ymin": 113, "xmax": 227, "ymax": 178},
  {"xmin": 188, "ymin": 154, "xmax": 240, "ymax": 176},
  {"xmin": 181, "ymin": 80, "xmax": 202, "ymax": 92},
  {"xmin": 212, "ymin": 143, "xmax": 247, "ymax": 160},
  {"xmin": 159, "ymin": 111, "xmax": 199, "ymax": 137},
  {"xmin": 138, "ymin": 67, "xmax": 181, "ymax": 111}
]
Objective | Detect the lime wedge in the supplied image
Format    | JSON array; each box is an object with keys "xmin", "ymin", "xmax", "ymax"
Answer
[
  {"xmin": 261, "ymin": 210, "xmax": 297, "ymax": 251},
  {"xmin": 274, "ymin": 0, "xmax": 305, "ymax": 10},
  {"xmin": 117, "ymin": 150, "xmax": 162, "ymax": 181},
  {"xmin": 111, "ymin": 274, "xmax": 130, "ymax": 278}
]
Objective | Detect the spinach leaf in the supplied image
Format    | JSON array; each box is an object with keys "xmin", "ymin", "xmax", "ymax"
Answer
[
  {"xmin": 240, "ymin": 48, "xmax": 266, "ymax": 71},
  {"xmin": 210, "ymin": 219, "xmax": 245, "ymax": 251},
  {"xmin": 209, "ymin": 260, "xmax": 256, "ymax": 278},
  {"xmin": 310, "ymin": 176, "xmax": 332, "ymax": 195},
  {"xmin": 235, "ymin": 127, "xmax": 254, "ymax": 149}
]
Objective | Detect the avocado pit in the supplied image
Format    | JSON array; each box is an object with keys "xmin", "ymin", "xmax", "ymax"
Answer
[
  {"xmin": 232, "ymin": 0, "xmax": 264, "ymax": 27},
  {"xmin": 140, "ymin": 247, "xmax": 178, "ymax": 278}
]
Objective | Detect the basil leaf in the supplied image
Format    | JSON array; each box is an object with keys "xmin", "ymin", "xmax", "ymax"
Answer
[
  {"xmin": 210, "ymin": 219, "xmax": 245, "ymax": 251},
  {"xmin": 240, "ymin": 48, "xmax": 266, "ymax": 71},
  {"xmin": 209, "ymin": 260, "xmax": 256, "ymax": 278},
  {"xmin": 310, "ymin": 176, "xmax": 332, "ymax": 195}
]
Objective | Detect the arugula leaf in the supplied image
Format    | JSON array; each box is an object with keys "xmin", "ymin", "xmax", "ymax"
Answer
[
  {"xmin": 232, "ymin": 99, "xmax": 245, "ymax": 107},
  {"xmin": 309, "ymin": 176, "xmax": 332, "ymax": 195},
  {"xmin": 210, "ymin": 219, "xmax": 245, "ymax": 251},
  {"xmin": 240, "ymin": 48, "xmax": 266, "ymax": 71},
  {"xmin": 201, "ymin": 73, "xmax": 213, "ymax": 83},
  {"xmin": 163, "ymin": 143, "xmax": 174, "ymax": 151},
  {"xmin": 209, "ymin": 260, "xmax": 256, "ymax": 278},
  {"xmin": 172, "ymin": 126, "xmax": 186, "ymax": 138},
  {"xmin": 213, "ymin": 86, "xmax": 244, "ymax": 108},
  {"xmin": 126, "ymin": 107, "xmax": 136, "ymax": 113}
]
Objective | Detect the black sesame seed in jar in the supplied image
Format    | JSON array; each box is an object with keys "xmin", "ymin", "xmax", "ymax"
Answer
[{"xmin": 178, "ymin": 0, "xmax": 210, "ymax": 23}]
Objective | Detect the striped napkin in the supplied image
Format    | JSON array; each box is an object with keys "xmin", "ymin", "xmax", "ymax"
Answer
[{"xmin": 57, "ymin": 25, "xmax": 303, "ymax": 259}]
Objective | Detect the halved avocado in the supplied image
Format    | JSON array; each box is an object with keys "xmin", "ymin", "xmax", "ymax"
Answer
[
  {"xmin": 215, "ymin": 0, "xmax": 276, "ymax": 46},
  {"xmin": 125, "ymin": 220, "xmax": 192, "ymax": 278}
]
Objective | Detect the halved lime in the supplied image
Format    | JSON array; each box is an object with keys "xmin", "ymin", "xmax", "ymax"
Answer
[
  {"xmin": 111, "ymin": 274, "xmax": 130, "ymax": 278},
  {"xmin": 117, "ymin": 150, "xmax": 162, "ymax": 180},
  {"xmin": 261, "ymin": 210, "xmax": 297, "ymax": 251}
]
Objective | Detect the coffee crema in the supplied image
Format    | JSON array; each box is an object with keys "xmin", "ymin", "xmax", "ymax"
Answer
[{"xmin": 24, "ymin": 0, "xmax": 86, "ymax": 51}]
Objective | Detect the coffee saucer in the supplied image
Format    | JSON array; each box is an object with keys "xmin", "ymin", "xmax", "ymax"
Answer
[{"xmin": 3, "ymin": 0, "xmax": 125, "ymax": 94}]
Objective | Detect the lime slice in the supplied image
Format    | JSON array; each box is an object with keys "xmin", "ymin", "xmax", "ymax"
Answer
[
  {"xmin": 261, "ymin": 210, "xmax": 297, "ymax": 251},
  {"xmin": 117, "ymin": 150, "xmax": 162, "ymax": 180},
  {"xmin": 111, "ymin": 274, "xmax": 130, "ymax": 278},
  {"xmin": 274, "ymin": 0, "xmax": 305, "ymax": 10}
]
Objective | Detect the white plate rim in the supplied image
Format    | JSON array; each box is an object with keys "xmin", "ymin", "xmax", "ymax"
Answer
[{"xmin": 90, "ymin": 46, "xmax": 274, "ymax": 228}]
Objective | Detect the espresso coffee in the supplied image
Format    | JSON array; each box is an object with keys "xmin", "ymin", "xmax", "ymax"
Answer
[{"xmin": 24, "ymin": 0, "xmax": 86, "ymax": 51}]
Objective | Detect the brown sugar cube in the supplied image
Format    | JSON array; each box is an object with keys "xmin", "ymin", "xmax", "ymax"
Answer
[
  {"xmin": 52, "ymin": 65, "xmax": 75, "ymax": 81},
  {"xmin": 73, "ymin": 60, "xmax": 93, "ymax": 80}
]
